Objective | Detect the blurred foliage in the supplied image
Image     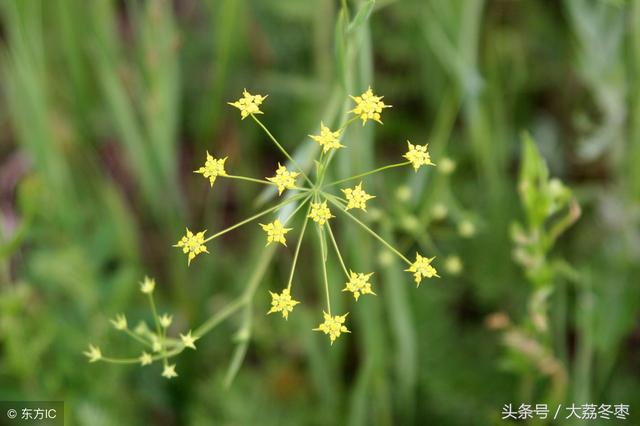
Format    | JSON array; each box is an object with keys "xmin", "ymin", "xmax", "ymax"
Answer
[{"xmin": 1, "ymin": 0, "xmax": 639, "ymax": 425}]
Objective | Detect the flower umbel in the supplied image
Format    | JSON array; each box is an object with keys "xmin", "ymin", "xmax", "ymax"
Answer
[
  {"xmin": 403, "ymin": 141, "xmax": 435, "ymax": 171},
  {"xmin": 308, "ymin": 201, "xmax": 333, "ymax": 225},
  {"xmin": 343, "ymin": 271, "xmax": 376, "ymax": 301},
  {"xmin": 162, "ymin": 364, "xmax": 178, "ymax": 379},
  {"xmin": 267, "ymin": 163, "xmax": 299, "ymax": 196},
  {"xmin": 195, "ymin": 152, "xmax": 227, "ymax": 187},
  {"xmin": 174, "ymin": 228, "xmax": 208, "ymax": 266},
  {"xmin": 110, "ymin": 313, "xmax": 127, "ymax": 331},
  {"xmin": 342, "ymin": 183, "xmax": 375, "ymax": 211},
  {"xmin": 260, "ymin": 219, "xmax": 292, "ymax": 246},
  {"xmin": 406, "ymin": 253, "xmax": 439, "ymax": 286},
  {"xmin": 180, "ymin": 331, "xmax": 198, "ymax": 350},
  {"xmin": 140, "ymin": 352, "xmax": 153, "ymax": 366},
  {"xmin": 83, "ymin": 345, "xmax": 102, "ymax": 363},
  {"xmin": 310, "ymin": 122, "xmax": 344, "ymax": 153},
  {"xmin": 267, "ymin": 288, "xmax": 300, "ymax": 320},
  {"xmin": 313, "ymin": 312, "xmax": 350, "ymax": 344},
  {"xmin": 228, "ymin": 89, "xmax": 267, "ymax": 119},
  {"xmin": 350, "ymin": 86, "xmax": 390, "ymax": 125},
  {"xmin": 140, "ymin": 276, "xmax": 156, "ymax": 294}
]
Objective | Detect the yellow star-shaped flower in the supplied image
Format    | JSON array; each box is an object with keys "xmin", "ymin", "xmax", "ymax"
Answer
[
  {"xmin": 313, "ymin": 312, "xmax": 350, "ymax": 344},
  {"xmin": 267, "ymin": 163, "xmax": 299, "ymax": 196},
  {"xmin": 310, "ymin": 122, "xmax": 344, "ymax": 153},
  {"xmin": 267, "ymin": 288, "xmax": 300, "ymax": 320},
  {"xmin": 174, "ymin": 228, "xmax": 209, "ymax": 266},
  {"xmin": 228, "ymin": 89, "xmax": 267, "ymax": 119},
  {"xmin": 162, "ymin": 364, "xmax": 178, "ymax": 379},
  {"xmin": 343, "ymin": 271, "xmax": 376, "ymax": 301},
  {"xmin": 110, "ymin": 313, "xmax": 127, "ymax": 331},
  {"xmin": 140, "ymin": 276, "xmax": 156, "ymax": 294},
  {"xmin": 349, "ymin": 86, "xmax": 391, "ymax": 125},
  {"xmin": 403, "ymin": 141, "xmax": 435, "ymax": 171},
  {"xmin": 180, "ymin": 330, "xmax": 198, "ymax": 350},
  {"xmin": 259, "ymin": 219, "xmax": 292, "ymax": 246},
  {"xmin": 405, "ymin": 253, "xmax": 439, "ymax": 286},
  {"xmin": 308, "ymin": 201, "xmax": 334, "ymax": 225},
  {"xmin": 194, "ymin": 151, "xmax": 227, "ymax": 187},
  {"xmin": 139, "ymin": 352, "xmax": 153, "ymax": 366},
  {"xmin": 342, "ymin": 183, "xmax": 375, "ymax": 211},
  {"xmin": 83, "ymin": 344, "xmax": 102, "ymax": 363}
]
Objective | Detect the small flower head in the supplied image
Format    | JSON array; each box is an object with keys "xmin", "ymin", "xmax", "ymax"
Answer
[
  {"xmin": 180, "ymin": 331, "xmax": 198, "ymax": 350},
  {"xmin": 405, "ymin": 253, "xmax": 439, "ymax": 286},
  {"xmin": 440, "ymin": 157, "xmax": 456, "ymax": 175},
  {"xmin": 140, "ymin": 276, "xmax": 156, "ymax": 294},
  {"xmin": 159, "ymin": 314, "xmax": 173, "ymax": 328},
  {"xmin": 228, "ymin": 89, "xmax": 267, "ymax": 119},
  {"xmin": 267, "ymin": 163, "xmax": 299, "ymax": 196},
  {"xmin": 350, "ymin": 86, "xmax": 390, "ymax": 125},
  {"xmin": 444, "ymin": 255, "xmax": 463, "ymax": 276},
  {"xmin": 110, "ymin": 313, "xmax": 127, "ymax": 331},
  {"xmin": 260, "ymin": 219, "xmax": 292, "ymax": 246},
  {"xmin": 195, "ymin": 152, "xmax": 227, "ymax": 187},
  {"xmin": 313, "ymin": 312, "xmax": 350, "ymax": 344},
  {"xmin": 342, "ymin": 183, "xmax": 375, "ymax": 211},
  {"xmin": 267, "ymin": 288, "xmax": 300, "ymax": 320},
  {"xmin": 83, "ymin": 344, "xmax": 102, "ymax": 363},
  {"xmin": 343, "ymin": 271, "xmax": 376, "ymax": 301},
  {"xmin": 310, "ymin": 122, "xmax": 344, "ymax": 153},
  {"xmin": 174, "ymin": 228, "xmax": 209, "ymax": 266},
  {"xmin": 162, "ymin": 364, "xmax": 178, "ymax": 379},
  {"xmin": 403, "ymin": 141, "xmax": 435, "ymax": 171},
  {"xmin": 458, "ymin": 220, "xmax": 476, "ymax": 238},
  {"xmin": 152, "ymin": 337, "xmax": 162, "ymax": 353},
  {"xmin": 308, "ymin": 201, "xmax": 334, "ymax": 225},
  {"xmin": 140, "ymin": 352, "xmax": 153, "ymax": 366}
]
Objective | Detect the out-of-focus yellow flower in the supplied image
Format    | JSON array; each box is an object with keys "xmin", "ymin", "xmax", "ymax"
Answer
[
  {"xmin": 140, "ymin": 276, "xmax": 156, "ymax": 294},
  {"xmin": 308, "ymin": 201, "xmax": 334, "ymax": 225},
  {"xmin": 444, "ymin": 255, "xmax": 463, "ymax": 275},
  {"xmin": 152, "ymin": 337, "xmax": 162, "ymax": 353},
  {"xmin": 342, "ymin": 182, "xmax": 375, "ymax": 211},
  {"xmin": 195, "ymin": 152, "xmax": 227, "ymax": 187},
  {"xmin": 83, "ymin": 345, "xmax": 102, "ymax": 363},
  {"xmin": 458, "ymin": 220, "xmax": 476, "ymax": 238},
  {"xmin": 267, "ymin": 163, "xmax": 299, "ymax": 196},
  {"xmin": 159, "ymin": 314, "xmax": 173, "ymax": 328},
  {"xmin": 260, "ymin": 219, "xmax": 292, "ymax": 246},
  {"xmin": 110, "ymin": 313, "xmax": 127, "ymax": 331},
  {"xmin": 228, "ymin": 89, "xmax": 267, "ymax": 119},
  {"xmin": 406, "ymin": 253, "xmax": 439, "ymax": 286},
  {"xmin": 162, "ymin": 364, "xmax": 178, "ymax": 379},
  {"xmin": 343, "ymin": 271, "xmax": 375, "ymax": 301},
  {"xmin": 403, "ymin": 141, "xmax": 435, "ymax": 171},
  {"xmin": 180, "ymin": 331, "xmax": 198, "ymax": 350},
  {"xmin": 174, "ymin": 228, "xmax": 208, "ymax": 266},
  {"xmin": 140, "ymin": 352, "xmax": 153, "ymax": 366},
  {"xmin": 310, "ymin": 122, "xmax": 344, "ymax": 153},
  {"xmin": 439, "ymin": 157, "xmax": 456, "ymax": 175},
  {"xmin": 313, "ymin": 312, "xmax": 350, "ymax": 344},
  {"xmin": 267, "ymin": 288, "xmax": 300, "ymax": 320},
  {"xmin": 350, "ymin": 87, "xmax": 390, "ymax": 125}
]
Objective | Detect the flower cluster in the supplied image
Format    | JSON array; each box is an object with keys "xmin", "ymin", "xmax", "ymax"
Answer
[
  {"xmin": 174, "ymin": 87, "xmax": 440, "ymax": 344},
  {"xmin": 84, "ymin": 277, "xmax": 199, "ymax": 379},
  {"xmin": 85, "ymin": 86, "xmax": 443, "ymax": 378}
]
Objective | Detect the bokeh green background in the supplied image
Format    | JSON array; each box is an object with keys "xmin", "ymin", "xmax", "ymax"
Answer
[{"xmin": 1, "ymin": 0, "xmax": 639, "ymax": 425}]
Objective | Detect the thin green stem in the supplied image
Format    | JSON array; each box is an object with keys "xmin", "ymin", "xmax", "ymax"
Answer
[
  {"xmin": 251, "ymin": 114, "xmax": 313, "ymax": 186},
  {"xmin": 326, "ymin": 195, "xmax": 411, "ymax": 265},
  {"xmin": 326, "ymin": 161, "xmax": 410, "ymax": 187},
  {"xmin": 326, "ymin": 221, "xmax": 350, "ymax": 278},
  {"xmin": 204, "ymin": 193, "xmax": 306, "ymax": 243},
  {"xmin": 287, "ymin": 204, "xmax": 312, "ymax": 290},
  {"xmin": 316, "ymin": 224, "xmax": 332, "ymax": 314},
  {"xmin": 100, "ymin": 346, "xmax": 185, "ymax": 365},
  {"xmin": 225, "ymin": 174, "xmax": 309, "ymax": 192},
  {"xmin": 123, "ymin": 328, "xmax": 152, "ymax": 348},
  {"xmin": 284, "ymin": 194, "xmax": 312, "ymax": 224},
  {"xmin": 193, "ymin": 297, "xmax": 246, "ymax": 339}
]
